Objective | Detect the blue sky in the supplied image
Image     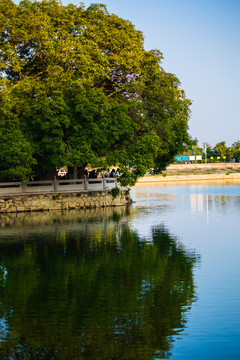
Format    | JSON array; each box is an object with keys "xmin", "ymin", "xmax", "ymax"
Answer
[{"xmin": 61, "ymin": 0, "xmax": 240, "ymax": 147}]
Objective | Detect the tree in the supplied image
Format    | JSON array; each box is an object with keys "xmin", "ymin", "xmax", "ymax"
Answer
[
  {"xmin": 0, "ymin": 88, "xmax": 36, "ymax": 180},
  {"xmin": 213, "ymin": 141, "xmax": 228, "ymax": 161},
  {"xmin": 0, "ymin": 0, "xmax": 192, "ymax": 184},
  {"xmin": 230, "ymin": 141, "xmax": 240, "ymax": 162},
  {"xmin": 183, "ymin": 139, "xmax": 204, "ymax": 160}
]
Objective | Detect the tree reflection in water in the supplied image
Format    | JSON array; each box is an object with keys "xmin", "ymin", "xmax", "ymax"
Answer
[{"xmin": 0, "ymin": 209, "xmax": 199, "ymax": 359}]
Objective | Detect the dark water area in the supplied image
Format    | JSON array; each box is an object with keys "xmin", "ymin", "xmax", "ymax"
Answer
[{"xmin": 0, "ymin": 181, "xmax": 240, "ymax": 359}]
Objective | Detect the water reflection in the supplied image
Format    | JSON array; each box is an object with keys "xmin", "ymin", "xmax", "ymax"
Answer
[
  {"xmin": 132, "ymin": 182, "xmax": 240, "ymax": 225},
  {"xmin": 0, "ymin": 208, "xmax": 199, "ymax": 360}
]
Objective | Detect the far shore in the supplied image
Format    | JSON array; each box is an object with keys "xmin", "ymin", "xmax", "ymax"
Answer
[{"xmin": 137, "ymin": 163, "xmax": 240, "ymax": 184}]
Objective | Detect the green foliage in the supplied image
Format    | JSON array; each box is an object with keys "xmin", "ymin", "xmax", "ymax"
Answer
[
  {"xmin": 0, "ymin": 94, "xmax": 36, "ymax": 181},
  {"xmin": 214, "ymin": 141, "xmax": 228, "ymax": 160},
  {"xmin": 0, "ymin": 0, "xmax": 192, "ymax": 183},
  {"xmin": 205, "ymin": 140, "xmax": 240, "ymax": 162},
  {"xmin": 108, "ymin": 186, "xmax": 121, "ymax": 198},
  {"xmin": 52, "ymin": 194, "xmax": 60, "ymax": 200},
  {"xmin": 184, "ymin": 140, "xmax": 240, "ymax": 163}
]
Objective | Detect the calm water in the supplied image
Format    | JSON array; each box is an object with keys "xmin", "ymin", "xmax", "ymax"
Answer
[{"xmin": 0, "ymin": 180, "xmax": 240, "ymax": 359}]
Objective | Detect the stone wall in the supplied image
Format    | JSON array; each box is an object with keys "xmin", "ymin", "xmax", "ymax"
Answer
[{"xmin": 0, "ymin": 190, "xmax": 132, "ymax": 214}]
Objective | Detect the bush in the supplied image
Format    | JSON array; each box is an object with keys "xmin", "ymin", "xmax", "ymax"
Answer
[{"xmin": 109, "ymin": 187, "xmax": 121, "ymax": 199}]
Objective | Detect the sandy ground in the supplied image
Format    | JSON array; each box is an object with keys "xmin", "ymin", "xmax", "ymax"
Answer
[
  {"xmin": 166, "ymin": 162, "xmax": 240, "ymax": 172},
  {"xmin": 137, "ymin": 163, "xmax": 240, "ymax": 183}
]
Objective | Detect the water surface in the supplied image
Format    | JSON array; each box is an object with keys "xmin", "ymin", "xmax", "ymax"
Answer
[
  {"xmin": 132, "ymin": 181, "xmax": 240, "ymax": 359},
  {"xmin": 0, "ymin": 180, "xmax": 240, "ymax": 359}
]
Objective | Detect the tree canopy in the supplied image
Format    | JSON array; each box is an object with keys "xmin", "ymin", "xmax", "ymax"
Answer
[{"xmin": 0, "ymin": 0, "xmax": 192, "ymax": 184}]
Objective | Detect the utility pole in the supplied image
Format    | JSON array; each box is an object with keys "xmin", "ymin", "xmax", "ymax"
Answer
[{"xmin": 203, "ymin": 143, "xmax": 207, "ymax": 164}]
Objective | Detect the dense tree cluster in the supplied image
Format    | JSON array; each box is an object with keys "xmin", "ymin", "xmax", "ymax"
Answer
[
  {"xmin": 185, "ymin": 140, "xmax": 240, "ymax": 163},
  {"xmin": 0, "ymin": 0, "xmax": 192, "ymax": 184},
  {"xmin": 206, "ymin": 141, "xmax": 240, "ymax": 162}
]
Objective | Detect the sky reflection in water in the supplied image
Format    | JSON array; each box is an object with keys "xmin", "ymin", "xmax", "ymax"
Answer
[{"xmin": 131, "ymin": 181, "xmax": 240, "ymax": 359}]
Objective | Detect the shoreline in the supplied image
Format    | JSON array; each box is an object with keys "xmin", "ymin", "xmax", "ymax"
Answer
[
  {"xmin": 137, "ymin": 173, "xmax": 240, "ymax": 184},
  {"xmin": 0, "ymin": 190, "xmax": 132, "ymax": 214},
  {"xmin": 137, "ymin": 163, "xmax": 240, "ymax": 183},
  {"xmin": 164, "ymin": 162, "xmax": 240, "ymax": 171}
]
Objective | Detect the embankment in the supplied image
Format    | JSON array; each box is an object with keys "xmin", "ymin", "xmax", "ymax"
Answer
[
  {"xmin": 137, "ymin": 173, "xmax": 240, "ymax": 183},
  {"xmin": 137, "ymin": 163, "xmax": 240, "ymax": 183},
  {"xmin": 165, "ymin": 163, "xmax": 240, "ymax": 172},
  {"xmin": 0, "ymin": 190, "xmax": 132, "ymax": 214}
]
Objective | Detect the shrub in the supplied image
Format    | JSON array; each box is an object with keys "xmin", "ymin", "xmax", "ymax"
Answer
[{"xmin": 109, "ymin": 187, "xmax": 121, "ymax": 199}]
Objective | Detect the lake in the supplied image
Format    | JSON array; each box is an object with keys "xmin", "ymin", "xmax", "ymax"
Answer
[{"xmin": 0, "ymin": 180, "xmax": 240, "ymax": 359}]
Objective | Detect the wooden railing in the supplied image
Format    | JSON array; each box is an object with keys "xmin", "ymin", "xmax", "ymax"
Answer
[{"xmin": 0, "ymin": 177, "xmax": 118, "ymax": 196}]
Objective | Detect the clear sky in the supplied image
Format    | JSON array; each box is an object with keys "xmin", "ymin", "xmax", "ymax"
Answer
[{"xmin": 61, "ymin": 0, "xmax": 240, "ymax": 147}]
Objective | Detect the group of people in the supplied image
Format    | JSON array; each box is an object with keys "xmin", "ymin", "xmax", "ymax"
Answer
[
  {"xmin": 85, "ymin": 168, "xmax": 121, "ymax": 179},
  {"xmin": 104, "ymin": 168, "xmax": 121, "ymax": 178},
  {"xmin": 57, "ymin": 167, "xmax": 121, "ymax": 180}
]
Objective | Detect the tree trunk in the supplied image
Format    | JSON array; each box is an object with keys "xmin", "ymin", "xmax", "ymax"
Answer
[
  {"xmin": 68, "ymin": 164, "xmax": 87, "ymax": 179},
  {"xmin": 68, "ymin": 165, "xmax": 77, "ymax": 179},
  {"xmin": 78, "ymin": 164, "xmax": 87, "ymax": 179},
  {"xmin": 36, "ymin": 168, "xmax": 58, "ymax": 180}
]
